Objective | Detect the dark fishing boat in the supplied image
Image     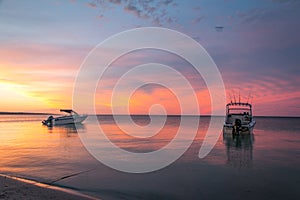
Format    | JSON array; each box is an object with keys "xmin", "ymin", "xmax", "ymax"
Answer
[{"xmin": 223, "ymin": 102, "xmax": 256, "ymax": 134}]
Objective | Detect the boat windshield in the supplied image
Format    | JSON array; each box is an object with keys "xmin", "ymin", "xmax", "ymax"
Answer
[
  {"xmin": 228, "ymin": 108, "xmax": 251, "ymax": 115},
  {"xmin": 227, "ymin": 103, "xmax": 252, "ymax": 115},
  {"xmin": 60, "ymin": 109, "xmax": 79, "ymax": 115}
]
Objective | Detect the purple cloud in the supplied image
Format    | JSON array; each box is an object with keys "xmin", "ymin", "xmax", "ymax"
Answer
[
  {"xmin": 192, "ymin": 16, "xmax": 204, "ymax": 24},
  {"xmin": 90, "ymin": 0, "xmax": 178, "ymax": 26}
]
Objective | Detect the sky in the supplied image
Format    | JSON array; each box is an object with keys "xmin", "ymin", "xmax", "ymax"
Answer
[{"xmin": 0, "ymin": 0, "xmax": 299, "ymax": 116}]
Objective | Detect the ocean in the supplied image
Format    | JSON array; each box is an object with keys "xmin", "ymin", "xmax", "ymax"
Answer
[{"xmin": 0, "ymin": 115, "xmax": 299, "ymax": 200}]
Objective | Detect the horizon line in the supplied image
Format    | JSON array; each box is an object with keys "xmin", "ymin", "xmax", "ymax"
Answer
[{"xmin": 0, "ymin": 111, "xmax": 299, "ymax": 118}]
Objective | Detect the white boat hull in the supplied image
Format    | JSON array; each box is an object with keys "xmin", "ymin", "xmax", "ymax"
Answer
[
  {"xmin": 43, "ymin": 115, "xmax": 87, "ymax": 126},
  {"xmin": 223, "ymin": 120, "xmax": 256, "ymax": 134},
  {"xmin": 53, "ymin": 115, "xmax": 87, "ymax": 125}
]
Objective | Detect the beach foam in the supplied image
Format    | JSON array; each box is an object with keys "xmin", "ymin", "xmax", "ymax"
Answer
[{"xmin": 0, "ymin": 174, "xmax": 99, "ymax": 200}]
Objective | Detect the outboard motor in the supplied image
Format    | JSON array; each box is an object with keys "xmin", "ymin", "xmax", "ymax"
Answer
[
  {"xmin": 233, "ymin": 118, "xmax": 242, "ymax": 135},
  {"xmin": 46, "ymin": 115, "xmax": 54, "ymax": 126}
]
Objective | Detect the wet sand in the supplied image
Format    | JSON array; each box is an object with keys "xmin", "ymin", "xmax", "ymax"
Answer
[{"xmin": 0, "ymin": 174, "xmax": 99, "ymax": 200}]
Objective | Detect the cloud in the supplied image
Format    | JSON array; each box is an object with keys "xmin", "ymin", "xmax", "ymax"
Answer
[
  {"xmin": 236, "ymin": 8, "xmax": 267, "ymax": 24},
  {"xmin": 124, "ymin": 3, "xmax": 142, "ymax": 18},
  {"xmin": 0, "ymin": 78, "xmax": 14, "ymax": 83},
  {"xmin": 0, "ymin": 41, "xmax": 90, "ymax": 70},
  {"xmin": 193, "ymin": 6, "xmax": 201, "ymax": 11},
  {"xmin": 97, "ymin": 14, "xmax": 104, "ymax": 19},
  {"xmin": 192, "ymin": 16, "xmax": 204, "ymax": 24},
  {"xmin": 90, "ymin": 0, "xmax": 178, "ymax": 26},
  {"xmin": 222, "ymin": 70, "xmax": 300, "ymax": 116},
  {"xmin": 236, "ymin": 1, "xmax": 300, "ymax": 25},
  {"xmin": 137, "ymin": 84, "xmax": 167, "ymax": 95},
  {"xmin": 271, "ymin": 0, "xmax": 300, "ymax": 5},
  {"xmin": 108, "ymin": 0, "xmax": 122, "ymax": 4},
  {"xmin": 86, "ymin": 2, "xmax": 97, "ymax": 8}
]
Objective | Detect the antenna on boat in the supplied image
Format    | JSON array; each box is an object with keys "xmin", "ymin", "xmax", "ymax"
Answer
[
  {"xmin": 238, "ymin": 89, "xmax": 241, "ymax": 104},
  {"xmin": 246, "ymin": 92, "xmax": 251, "ymax": 104},
  {"xmin": 250, "ymin": 95, "xmax": 253, "ymax": 104},
  {"xmin": 233, "ymin": 90, "xmax": 237, "ymax": 103},
  {"xmin": 229, "ymin": 93, "xmax": 233, "ymax": 103}
]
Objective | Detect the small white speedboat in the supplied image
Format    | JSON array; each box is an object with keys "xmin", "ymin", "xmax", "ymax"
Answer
[{"xmin": 42, "ymin": 109, "xmax": 87, "ymax": 126}]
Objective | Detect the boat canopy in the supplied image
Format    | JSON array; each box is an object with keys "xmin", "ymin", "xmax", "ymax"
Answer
[
  {"xmin": 226, "ymin": 102, "xmax": 253, "ymax": 115},
  {"xmin": 226, "ymin": 102, "xmax": 252, "ymax": 108},
  {"xmin": 60, "ymin": 109, "xmax": 79, "ymax": 115}
]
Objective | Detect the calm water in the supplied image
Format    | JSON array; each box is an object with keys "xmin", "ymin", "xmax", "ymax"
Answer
[{"xmin": 0, "ymin": 115, "xmax": 299, "ymax": 200}]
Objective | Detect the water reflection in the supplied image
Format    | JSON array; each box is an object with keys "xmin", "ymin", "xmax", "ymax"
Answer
[
  {"xmin": 223, "ymin": 132, "xmax": 254, "ymax": 168},
  {"xmin": 46, "ymin": 124, "xmax": 85, "ymax": 137},
  {"xmin": 1, "ymin": 115, "xmax": 300, "ymax": 200},
  {"xmin": 0, "ymin": 117, "xmax": 91, "ymax": 178}
]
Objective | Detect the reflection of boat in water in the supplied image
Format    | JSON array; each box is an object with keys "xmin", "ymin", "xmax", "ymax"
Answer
[
  {"xmin": 42, "ymin": 109, "xmax": 87, "ymax": 127},
  {"xmin": 46, "ymin": 123, "xmax": 85, "ymax": 136},
  {"xmin": 223, "ymin": 132, "xmax": 254, "ymax": 168},
  {"xmin": 223, "ymin": 102, "xmax": 256, "ymax": 134},
  {"xmin": 47, "ymin": 123, "xmax": 85, "ymax": 130}
]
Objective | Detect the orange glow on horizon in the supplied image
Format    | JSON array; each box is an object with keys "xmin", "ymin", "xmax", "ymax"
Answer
[
  {"xmin": 94, "ymin": 85, "xmax": 214, "ymax": 115},
  {"xmin": 129, "ymin": 86, "xmax": 181, "ymax": 115},
  {"xmin": 0, "ymin": 48, "xmax": 299, "ymax": 116},
  {"xmin": 0, "ymin": 76, "xmax": 71, "ymax": 113}
]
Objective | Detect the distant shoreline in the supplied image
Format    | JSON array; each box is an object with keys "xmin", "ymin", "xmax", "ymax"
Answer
[
  {"xmin": 0, "ymin": 112, "xmax": 299, "ymax": 118},
  {"xmin": 0, "ymin": 112, "xmax": 55, "ymax": 115}
]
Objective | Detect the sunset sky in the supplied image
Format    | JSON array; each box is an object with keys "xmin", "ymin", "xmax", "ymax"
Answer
[{"xmin": 0, "ymin": 0, "xmax": 299, "ymax": 116}]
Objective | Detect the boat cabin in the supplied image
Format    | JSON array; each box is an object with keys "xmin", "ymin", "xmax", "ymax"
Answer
[{"xmin": 225, "ymin": 102, "xmax": 253, "ymax": 125}]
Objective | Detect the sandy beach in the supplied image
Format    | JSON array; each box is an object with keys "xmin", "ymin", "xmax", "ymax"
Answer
[{"xmin": 0, "ymin": 174, "xmax": 98, "ymax": 200}]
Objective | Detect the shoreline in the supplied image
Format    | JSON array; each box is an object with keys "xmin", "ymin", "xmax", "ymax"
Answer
[{"xmin": 0, "ymin": 174, "xmax": 100, "ymax": 200}]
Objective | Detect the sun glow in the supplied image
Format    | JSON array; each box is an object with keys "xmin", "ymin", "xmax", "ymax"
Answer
[{"xmin": 0, "ymin": 81, "xmax": 53, "ymax": 112}]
